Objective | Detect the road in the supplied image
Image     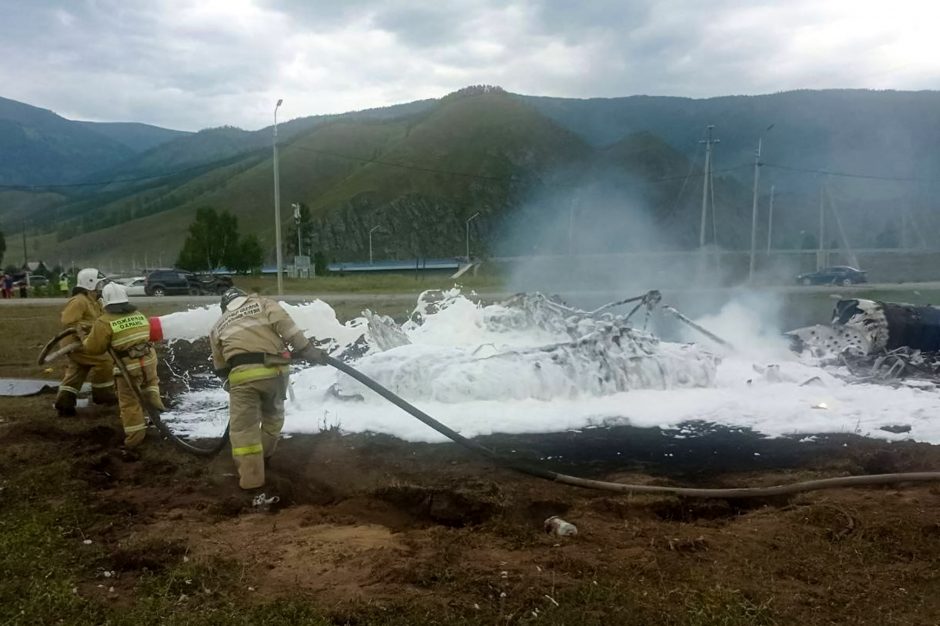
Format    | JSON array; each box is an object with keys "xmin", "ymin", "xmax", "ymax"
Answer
[{"xmin": 3, "ymin": 282, "xmax": 940, "ymax": 307}]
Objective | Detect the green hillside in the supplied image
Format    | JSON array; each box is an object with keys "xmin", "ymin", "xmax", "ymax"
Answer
[{"xmin": 27, "ymin": 90, "xmax": 684, "ymax": 266}]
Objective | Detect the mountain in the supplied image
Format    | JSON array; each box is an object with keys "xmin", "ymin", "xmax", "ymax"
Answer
[
  {"xmin": 10, "ymin": 87, "xmax": 940, "ymax": 268},
  {"xmin": 0, "ymin": 96, "xmax": 188, "ymax": 188},
  {"xmin": 522, "ymin": 89, "xmax": 940, "ymax": 190},
  {"xmin": 0, "ymin": 97, "xmax": 132, "ymax": 186},
  {"xmin": 25, "ymin": 89, "xmax": 604, "ymax": 265},
  {"xmin": 76, "ymin": 121, "xmax": 188, "ymax": 153}
]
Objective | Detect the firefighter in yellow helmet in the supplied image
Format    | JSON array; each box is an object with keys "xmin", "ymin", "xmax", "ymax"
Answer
[
  {"xmin": 81, "ymin": 282, "xmax": 165, "ymax": 447},
  {"xmin": 54, "ymin": 268, "xmax": 116, "ymax": 416},
  {"xmin": 209, "ymin": 288, "xmax": 327, "ymax": 492}
]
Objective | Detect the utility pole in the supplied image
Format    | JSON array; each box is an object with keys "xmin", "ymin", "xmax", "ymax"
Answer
[
  {"xmin": 272, "ymin": 99, "xmax": 284, "ymax": 295},
  {"xmin": 21, "ymin": 220, "xmax": 27, "ymax": 266},
  {"xmin": 766, "ymin": 185, "xmax": 775, "ymax": 253},
  {"xmin": 817, "ymin": 182, "xmax": 826, "ymax": 270},
  {"xmin": 747, "ymin": 137, "xmax": 763, "ymax": 281},
  {"xmin": 699, "ymin": 126, "xmax": 719, "ymax": 248},
  {"xmin": 900, "ymin": 207, "xmax": 908, "ymax": 249},
  {"xmin": 292, "ymin": 203, "xmax": 302, "ymax": 257},
  {"xmin": 567, "ymin": 194, "xmax": 578, "ymax": 255}
]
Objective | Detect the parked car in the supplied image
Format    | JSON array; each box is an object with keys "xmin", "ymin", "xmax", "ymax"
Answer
[
  {"xmin": 796, "ymin": 266, "xmax": 868, "ymax": 286},
  {"xmin": 144, "ymin": 269, "xmax": 233, "ymax": 296},
  {"xmin": 12, "ymin": 274, "xmax": 48, "ymax": 288},
  {"xmin": 117, "ymin": 276, "xmax": 147, "ymax": 296}
]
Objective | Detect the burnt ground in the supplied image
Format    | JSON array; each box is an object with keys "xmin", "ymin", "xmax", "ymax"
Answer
[
  {"xmin": 2, "ymin": 302, "xmax": 940, "ymax": 624},
  {"xmin": 1, "ymin": 391, "xmax": 939, "ymax": 626}
]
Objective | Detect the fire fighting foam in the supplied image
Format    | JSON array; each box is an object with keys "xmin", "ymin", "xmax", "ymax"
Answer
[{"xmin": 160, "ymin": 291, "xmax": 940, "ymax": 445}]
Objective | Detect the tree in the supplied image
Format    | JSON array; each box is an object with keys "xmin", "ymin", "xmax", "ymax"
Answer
[
  {"xmin": 177, "ymin": 207, "xmax": 240, "ymax": 271},
  {"xmin": 313, "ymin": 251, "xmax": 329, "ymax": 276},
  {"xmin": 227, "ymin": 234, "xmax": 264, "ymax": 274}
]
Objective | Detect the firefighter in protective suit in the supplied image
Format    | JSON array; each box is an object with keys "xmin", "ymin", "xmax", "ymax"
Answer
[
  {"xmin": 54, "ymin": 268, "xmax": 116, "ymax": 416},
  {"xmin": 81, "ymin": 282, "xmax": 166, "ymax": 447},
  {"xmin": 209, "ymin": 288, "xmax": 327, "ymax": 491}
]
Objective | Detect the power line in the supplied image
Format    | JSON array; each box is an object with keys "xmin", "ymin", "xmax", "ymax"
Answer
[{"xmin": 763, "ymin": 162, "xmax": 936, "ymax": 183}]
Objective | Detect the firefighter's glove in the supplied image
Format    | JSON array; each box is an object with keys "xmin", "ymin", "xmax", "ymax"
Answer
[
  {"xmin": 299, "ymin": 344, "xmax": 330, "ymax": 366},
  {"xmin": 214, "ymin": 367, "xmax": 231, "ymax": 391}
]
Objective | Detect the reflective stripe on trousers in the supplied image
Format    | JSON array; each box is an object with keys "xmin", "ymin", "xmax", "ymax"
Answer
[
  {"xmin": 232, "ymin": 443, "xmax": 263, "ymax": 456},
  {"xmin": 228, "ymin": 376, "xmax": 286, "ymax": 490},
  {"xmin": 228, "ymin": 364, "xmax": 289, "ymax": 387}
]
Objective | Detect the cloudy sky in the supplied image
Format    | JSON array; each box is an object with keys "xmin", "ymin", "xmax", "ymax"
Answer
[{"xmin": 1, "ymin": 0, "xmax": 936, "ymax": 131}]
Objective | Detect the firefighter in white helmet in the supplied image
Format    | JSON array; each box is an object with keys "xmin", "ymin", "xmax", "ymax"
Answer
[
  {"xmin": 54, "ymin": 268, "xmax": 116, "ymax": 416},
  {"xmin": 81, "ymin": 282, "xmax": 165, "ymax": 447},
  {"xmin": 209, "ymin": 288, "xmax": 327, "ymax": 492}
]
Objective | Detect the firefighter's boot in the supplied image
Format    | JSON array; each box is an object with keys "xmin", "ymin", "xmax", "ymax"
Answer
[
  {"xmin": 91, "ymin": 383, "xmax": 118, "ymax": 406},
  {"xmin": 54, "ymin": 390, "xmax": 78, "ymax": 417}
]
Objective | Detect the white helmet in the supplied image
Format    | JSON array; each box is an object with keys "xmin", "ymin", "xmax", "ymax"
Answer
[
  {"xmin": 100, "ymin": 282, "xmax": 129, "ymax": 307},
  {"xmin": 76, "ymin": 268, "xmax": 104, "ymax": 292}
]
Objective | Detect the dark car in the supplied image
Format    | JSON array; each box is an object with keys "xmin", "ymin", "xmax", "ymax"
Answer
[
  {"xmin": 145, "ymin": 269, "xmax": 233, "ymax": 296},
  {"xmin": 796, "ymin": 266, "xmax": 868, "ymax": 286}
]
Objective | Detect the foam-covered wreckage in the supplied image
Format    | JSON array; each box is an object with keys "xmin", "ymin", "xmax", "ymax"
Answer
[
  {"xmin": 155, "ymin": 290, "xmax": 720, "ymax": 405},
  {"xmin": 787, "ymin": 298, "xmax": 940, "ymax": 382},
  {"xmin": 327, "ymin": 290, "xmax": 717, "ymax": 402}
]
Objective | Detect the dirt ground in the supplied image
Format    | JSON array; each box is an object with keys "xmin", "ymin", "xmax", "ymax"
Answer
[{"xmin": 2, "ymin": 302, "xmax": 940, "ymax": 625}]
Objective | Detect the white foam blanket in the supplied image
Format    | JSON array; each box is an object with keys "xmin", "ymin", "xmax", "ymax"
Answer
[{"xmin": 161, "ymin": 291, "xmax": 940, "ymax": 444}]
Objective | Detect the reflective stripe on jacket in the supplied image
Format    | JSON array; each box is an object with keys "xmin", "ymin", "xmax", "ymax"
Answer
[
  {"xmin": 109, "ymin": 313, "xmax": 150, "ymax": 351},
  {"xmin": 83, "ymin": 310, "xmax": 156, "ymax": 371}
]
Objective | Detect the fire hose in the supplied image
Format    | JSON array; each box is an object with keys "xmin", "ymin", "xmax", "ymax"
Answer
[
  {"xmin": 107, "ymin": 345, "xmax": 229, "ymax": 457},
  {"xmin": 39, "ymin": 328, "xmax": 940, "ymax": 497},
  {"xmin": 326, "ymin": 356, "xmax": 940, "ymax": 499},
  {"xmin": 38, "ymin": 327, "xmax": 228, "ymax": 456}
]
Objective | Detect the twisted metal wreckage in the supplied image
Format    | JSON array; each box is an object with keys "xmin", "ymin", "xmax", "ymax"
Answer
[
  {"xmin": 787, "ymin": 298, "xmax": 940, "ymax": 386},
  {"xmin": 38, "ymin": 290, "xmax": 940, "ymax": 497}
]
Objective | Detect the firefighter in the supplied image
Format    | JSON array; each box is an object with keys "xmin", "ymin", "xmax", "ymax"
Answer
[
  {"xmin": 209, "ymin": 288, "xmax": 327, "ymax": 491},
  {"xmin": 58, "ymin": 273, "xmax": 70, "ymax": 295},
  {"xmin": 82, "ymin": 282, "xmax": 165, "ymax": 447},
  {"xmin": 54, "ymin": 268, "xmax": 116, "ymax": 416}
]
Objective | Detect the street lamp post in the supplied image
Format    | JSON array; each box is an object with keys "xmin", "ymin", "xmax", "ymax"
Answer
[
  {"xmin": 369, "ymin": 225, "xmax": 381, "ymax": 265},
  {"xmin": 766, "ymin": 185, "xmax": 775, "ymax": 253},
  {"xmin": 273, "ymin": 98, "xmax": 284, "ymax": 295},
  {"xmin": 465, "ymin": 212, "xmax": 480, "ymax": 262}
]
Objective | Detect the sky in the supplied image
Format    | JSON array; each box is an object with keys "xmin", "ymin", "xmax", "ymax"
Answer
[{"xmin": 0, "ymin": 0, "xmax": 937, "ymax": 131}]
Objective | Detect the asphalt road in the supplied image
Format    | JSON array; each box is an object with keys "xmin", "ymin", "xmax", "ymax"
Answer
[{"xmin": 2, "ymin": 282, "xmax": 940, "ymax": 308}]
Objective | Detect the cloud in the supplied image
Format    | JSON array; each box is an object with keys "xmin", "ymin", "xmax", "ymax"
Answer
[{"xmin": 0, "ymin": 0, "xmax": 936, "ymax": 131}]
